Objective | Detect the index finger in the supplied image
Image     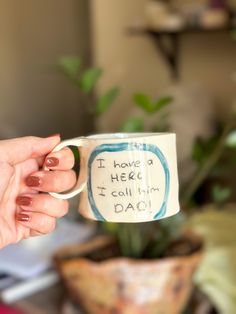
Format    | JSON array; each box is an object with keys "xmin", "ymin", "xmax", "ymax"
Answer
[{"xmin": 0, "ymin": 135, "xmax": 60, "ymax": 165}]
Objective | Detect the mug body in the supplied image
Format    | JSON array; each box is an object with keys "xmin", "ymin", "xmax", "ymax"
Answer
[{"xmin": 78, "ymin": 133, "xmax": 179, "ymax": 223}]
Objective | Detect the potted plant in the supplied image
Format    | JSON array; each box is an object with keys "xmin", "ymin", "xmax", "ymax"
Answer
[{"xmin": 53, "ymin": 57, "xmax": 236, "ymax": 314}]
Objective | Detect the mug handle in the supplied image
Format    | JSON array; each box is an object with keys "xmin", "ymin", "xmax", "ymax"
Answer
[{"xmin": 45, "ymin": 138, "xmax": 87, "ymax": 200}]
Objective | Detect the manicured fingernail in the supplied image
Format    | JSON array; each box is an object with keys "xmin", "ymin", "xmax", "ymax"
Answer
[
  {"xmin": 16, "ymin": 196, "xmax": 32, "ymax": 206},
  {"xmin": 17, "ymin": 213, "xmax": 30, "ymax": 222},
  {"xmin": 45, "ymin": 157, "xmax": 59, "ymax": 167},
  {"xmin": 25, "ymin": 176, "xmax": 41, "ymax": 187}
]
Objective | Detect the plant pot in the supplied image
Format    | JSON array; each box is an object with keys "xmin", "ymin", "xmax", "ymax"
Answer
[{"xmin": 54, "ymin": 235, "xmax": 202, "ymax": 314}]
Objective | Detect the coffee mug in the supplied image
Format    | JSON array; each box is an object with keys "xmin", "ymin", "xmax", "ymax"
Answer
[{"xmin": 48, "ymin": 133, "xmax": 179, "ymax": 223}]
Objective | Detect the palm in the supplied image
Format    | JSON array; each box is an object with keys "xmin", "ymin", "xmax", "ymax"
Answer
[{"xmin": 0, "ymin": 158, "xmax": 39, "ymax": 247}]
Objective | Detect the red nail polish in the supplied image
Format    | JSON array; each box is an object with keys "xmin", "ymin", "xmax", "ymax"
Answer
[
  {"xmin": 16, "ymin": 196, "xmax": 32, "ymax": 206},
  {"xmin": 45, "ymin": 157, "xmax": 59, "ymax": 167},
  {"xmin": 17, "ymin": 213, "xmax": 30, "ymax": 222},
  {"xmin": 26, "ymin": 176, "xmax": 41, "ymax": 187}
]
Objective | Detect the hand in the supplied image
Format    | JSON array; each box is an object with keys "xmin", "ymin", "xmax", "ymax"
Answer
[{"xmin": 0, "ymin": 135, "xmax": 76, "ymax": 249}]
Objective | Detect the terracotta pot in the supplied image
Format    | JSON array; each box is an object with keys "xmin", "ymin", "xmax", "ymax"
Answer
[{"xmin": 55, "ymin": 236, "xmax": 202, "ymax": 314}]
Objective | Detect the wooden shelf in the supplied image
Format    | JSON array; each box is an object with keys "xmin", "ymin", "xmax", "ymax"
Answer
[
  {"xmin": 128, "ymin": 23, "xmax": 235, "ymax": 80},
  {"xmin": 129, "ymin": 24, "xmax": 234, "ymax": 35}
]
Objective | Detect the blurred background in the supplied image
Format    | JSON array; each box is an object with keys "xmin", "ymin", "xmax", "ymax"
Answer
[
  {"xmin": 0, "ymin": 0, "xmax": 236, "ymax": 313},
  {"xmin": 0, "ymin": 0, "xmax": 91, "ymax": 138},
  {"xmin": 0, "ymin": 0, "xmax": 235, "ymax": 138}
]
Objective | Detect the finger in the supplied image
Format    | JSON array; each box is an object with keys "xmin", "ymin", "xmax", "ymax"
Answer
[
  {"xmin": 16, "ymin": 211, "xmax": 57, "ymax": 234},
  {"xmin": 44, "ymin": 147, "xmax": 74, "ymax": 170},
  {"xmin": 0, "ymin": 135, "xmax": 60, "ymax": 165},
  {"xmin": 25, "ymin": 170, "xmax": 76, "ymax": 193},
  {"xmin": 16, "ymin": 194, "xmax": 69, "ymax": 218},
  {"xmin": 18, "ymin": 158, "xmax": 41, "ymax": 194},
  {"xmin": 30, "ymin": 230, "xmax": 45, "ymax": 237}
]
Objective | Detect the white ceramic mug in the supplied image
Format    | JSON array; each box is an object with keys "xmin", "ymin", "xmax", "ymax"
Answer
[{"xmin": 49, "ymin": 133, "xmax": 179, "ymax": 223}]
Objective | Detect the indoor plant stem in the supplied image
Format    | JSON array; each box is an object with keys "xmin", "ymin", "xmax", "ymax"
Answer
[{"xmin": 181, "ymin": 119, "xmax": 234, "ymax": 207}]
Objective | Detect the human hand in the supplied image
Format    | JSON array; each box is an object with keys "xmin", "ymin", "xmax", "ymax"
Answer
[{"xmin": 0, "ymin": 135, "xmax": 76, "ymax": 249}]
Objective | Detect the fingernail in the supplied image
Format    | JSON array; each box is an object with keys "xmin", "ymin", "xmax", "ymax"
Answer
[
  {"xmin": 45, "ymin": 157, "xmax": 59, "ymax": 167},
  {"xmin": 48, "ymin": 133, "xmax": 60, "ymax": 138},
  {"xmin": 25, "ymin": 176, "xmax": 41, "ymax": 187},
  {"xmin": 17, "ymin": 213, "xmax": 30, "ymax": 222},
  {"xmin": 16, "ymin": 196, "xmax": 32, "ymax": 206}
]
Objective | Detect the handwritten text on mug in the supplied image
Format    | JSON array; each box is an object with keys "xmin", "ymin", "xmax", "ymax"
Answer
[{"xmin": 91, "ymin": 151, "xmax": 165, "ymax": 215}]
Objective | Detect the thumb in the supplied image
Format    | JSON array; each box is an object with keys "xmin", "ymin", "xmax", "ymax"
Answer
[{"xmin": 0, "ymin": 135, "xmax": 61, "ymax": 165}]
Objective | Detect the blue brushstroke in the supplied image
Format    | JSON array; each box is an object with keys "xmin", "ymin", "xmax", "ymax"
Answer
[{"xmin": 87, "ymin": 142, "xmax": 170, "ymax": 221}]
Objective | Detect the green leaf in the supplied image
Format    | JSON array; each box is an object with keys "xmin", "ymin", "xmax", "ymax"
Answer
[
  {"xmin": 225, "ymin": 130, "xmax": 236, "ymax": 148},
  {"xmin": 212, "ymin": 184, "xmax": 232, "ymax": 205},
  {"xmin": 133, "ymin": 94, "xmax": 172, "ymax": 114},
  {"xmin": 120, "ymin": 117, "xmax": 144, "ymax": 132},
  {"xmin": 96, "ymin": 87, "xmax": 120, "ymax": 115},
  {"xmin": 117, "ymin": 224, "xmax": 148, "ymax": 258},
  {"xmin": 57, "ymin": 57, "xmax": 81, "ymax": 80},
  {"xmin": 79, "ymin": 68, "xmax": 103, "ymax": 93},
  {"xmin": 133, "ymin": 93, "xmax": 152, "ymax": 113},
  {"xmin": 153, "ymin": 96, "xmax": 173, "ymax": 112}
]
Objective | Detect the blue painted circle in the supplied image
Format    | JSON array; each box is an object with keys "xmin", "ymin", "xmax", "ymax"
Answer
[{"xmin": 87, "ymin": 142, "xmax": 170, "ymax": 221}]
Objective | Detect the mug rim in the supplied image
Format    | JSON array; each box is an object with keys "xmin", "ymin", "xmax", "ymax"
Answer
[{"xmin": 86, "ymin": 132, "xmax": 176, "ymax": 140}]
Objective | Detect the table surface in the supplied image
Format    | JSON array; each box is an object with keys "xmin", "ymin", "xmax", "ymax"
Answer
[{"xmin": 13, "ymin": 283, "xmax": 83, "ymax": 314}]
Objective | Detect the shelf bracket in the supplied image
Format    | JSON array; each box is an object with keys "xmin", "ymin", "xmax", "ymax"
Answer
[{"xmin": 148, "ymin": 31, "xmax": 180, "ymax": 80}]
